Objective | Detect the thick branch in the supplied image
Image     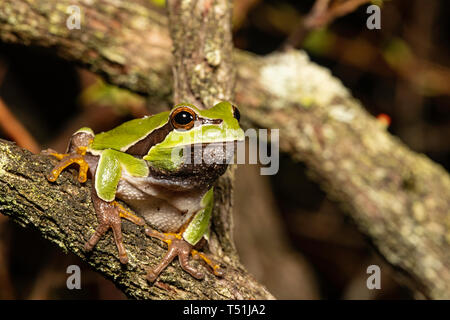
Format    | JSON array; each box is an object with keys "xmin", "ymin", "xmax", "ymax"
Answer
[
  {"xmin": 167, "ymin": 0, "xmax": 235, "ymax": 108},
  {"xmin": 236, "ymin": 51, "xmax": 450, "ymax": 299},
  {"xmin": 0, "ymin": 139, "xmax": 273, "ymax": 299},
  {"xmin": 1, "ymin": 0, "xmax": 450, "ymax": 299},
  {"xmin": 0, "ymin": 0, "xmax": 173, "ymax": 101}
]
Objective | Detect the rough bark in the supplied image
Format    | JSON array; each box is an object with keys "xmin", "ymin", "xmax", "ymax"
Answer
[
  {"xmin": 0, "ymin": 0, "xmax": 172, "ymax": 101},
  {"xmin": 236, "ymin": 51, "xmax": 450, "ymax": 299},
  {"xmin": 167, "ymin": 0, "xmax": 235, "ymax": 108},
  {"xmin": 0, "ymin": 139, "xmax": 272, "ymax": 299},
  {"xmin": 0, "ymin": 0, "xmax": 450, "ymax": 299}
]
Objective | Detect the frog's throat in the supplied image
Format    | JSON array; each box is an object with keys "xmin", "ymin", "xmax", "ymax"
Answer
[{"xmin": 145, "ymin": 141, "xmax": 238, "ymax": 186}]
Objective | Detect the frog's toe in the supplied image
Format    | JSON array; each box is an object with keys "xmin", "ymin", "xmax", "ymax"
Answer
[
  {"xmin": 47, "ymin": 153, "xmax": 89, "ymax": 183},
  {"xmin": 146, "ymin": 241, "xmax": 179, "ymax": 282},
  {"xmin": 146, "ymin": 269, "xmax": 159, "ymax": 283},
  {"xmin": 84, "ymin": 220, "xmax": 129, "ymax": 264},
  {"xmin": 114, "ymin": 201, "xmax": 145, "ymax": 226},
  {"xmin": 119, "ymin": 252, "xmax": 129, "ymax": 264},
  {"xmin": 110, "ymin": 221, "xmax": 129, "ymax": 264},
  {"xmin": 77, "ymin": 159, "xmax": 89, "ymax": 183},
  {"xmin": 41, "ymin": 148, "xmax": 59, "ymax": 156},
  {"xmin": 84, "ymin": 223, "xmax": 109, "ymax": 252},
  {"xmin": 178, "ymin": 242, "xmax": 205, "ymax": 280},
  {"xmin": 191, "ymin": 249, "xmax": 224, "ymax": 277}
]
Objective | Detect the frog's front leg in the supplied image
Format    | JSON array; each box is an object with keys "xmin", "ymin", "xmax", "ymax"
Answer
[
  {"xmin": 46, "ymin": 129, "xmax": 145, "ymax": 264},
  {"xmin": 45, "ymin": 128, "xmax": 94, "ymax": 183}
]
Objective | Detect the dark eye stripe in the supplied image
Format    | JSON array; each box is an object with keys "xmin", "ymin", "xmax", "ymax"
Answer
[
  {"xmin": 125, "ymin": 122, "xmax": 173, "ymax": 156},
  {"xmin": 198, "ymin": 117, "xmax": 223, "ymax": 125},
  {"xmin": 232, "ymin": 105, "xmax": 241, "ymax": 122}
]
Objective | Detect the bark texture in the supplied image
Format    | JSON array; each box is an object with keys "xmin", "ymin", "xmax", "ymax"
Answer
[
  {"xmin": 236, "ymin": 51, "xmax": 450, "ymax": 299},
  {"xmin": 0, "ymin": 139, "xmax": 272, "ymax": 299},
  {"xmin": 0, "ymin": 0, "xmax": 450, "ymax": 299},
  {"xmin": 167, "ymin": 0, "xmax": 235, "ymax": 108},
  {"xmin": 0, "ymin": 0, "xmax": 172, "ymax": 101}
]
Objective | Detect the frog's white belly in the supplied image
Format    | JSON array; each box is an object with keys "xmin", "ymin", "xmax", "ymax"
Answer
[{"xmin": 115, "ymin": 173, "xmax": 208, "ymax": 233}]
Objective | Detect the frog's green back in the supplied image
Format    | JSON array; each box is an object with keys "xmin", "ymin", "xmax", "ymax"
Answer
[{"xmin": 90, "ymin": 112, "xmax": 170, "ymax": 151}]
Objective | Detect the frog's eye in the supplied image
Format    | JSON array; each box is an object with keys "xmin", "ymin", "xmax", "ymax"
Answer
[
  {"xmin": 170, "ymin": 106, "xmax": 197, "ymax": 130},
  {"xmin": 232, "ymin": 105, "xmax": 241, "ymax": 122}
]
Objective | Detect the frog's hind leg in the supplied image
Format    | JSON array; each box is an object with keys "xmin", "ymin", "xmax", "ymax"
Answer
[
  {"xmin": 145, "ymin": 228, "xmax": 205, "ymax": 282},
  {"xmin": 85, "ymin": 190, "xmax": 146, "ymax": 264}
]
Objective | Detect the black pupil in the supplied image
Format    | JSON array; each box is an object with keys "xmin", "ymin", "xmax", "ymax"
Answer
[
  {"xmin": 233, "ymin": 107, "xmax": 241, "ymax": 122},
  {"xmin": 174, "ymin": 111, "xmax": 194, "ymax": 125}
]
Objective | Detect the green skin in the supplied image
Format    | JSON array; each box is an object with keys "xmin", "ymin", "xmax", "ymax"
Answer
[{"xmin": 47, "ymin": 102, "xmax": 244, "ymax": 282}]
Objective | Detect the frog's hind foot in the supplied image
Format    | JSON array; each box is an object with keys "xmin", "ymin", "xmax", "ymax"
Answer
[
  {"xmin": 84, "ymin": 198, "xmax": 129, "ymax": 264},
  {"xmin": 145, "ymin": 228, "xmax": 223, "ymax": 282},
  {"xmin": 191, "ymin": 249, "xmax": 224, "ymax": 277},
  {"xmin": 85, "ymin": 197, "xmax": 146, "ymax": 265},
  {"xmin": 145, "ymin": 228, "xmax": 204, "ymax": 282}
]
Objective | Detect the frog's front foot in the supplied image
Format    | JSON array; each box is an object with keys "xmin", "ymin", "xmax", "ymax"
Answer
[
  {"xmin": 145, "ymin": 228, "xmax": 223, "ymax": 282},
  {"xmin": 46, "ymin": 147, "xmax": 90, "ymax": 183},
  {"xmin": 45, "ymin": 128, "xmax": 94, "ymax": 183}
]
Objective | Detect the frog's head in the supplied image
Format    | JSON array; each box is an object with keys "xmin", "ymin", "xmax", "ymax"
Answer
[
  {"xmin": 145, "ymin": 101, "xmax": 245, "ymax": 178},
  {"xmin": 168, "ymin": 101, "xmax": 244, "ymax": 143}
]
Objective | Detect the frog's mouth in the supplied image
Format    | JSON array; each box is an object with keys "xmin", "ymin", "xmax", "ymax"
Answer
[{"xmin": 186, "ymin": 140, "xmax": 239, "ymax": 165}]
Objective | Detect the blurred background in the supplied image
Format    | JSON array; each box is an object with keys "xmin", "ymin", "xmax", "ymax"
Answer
[{"xmin": 0, "ymin": 0, "xmax": 448, "ymax": 299}]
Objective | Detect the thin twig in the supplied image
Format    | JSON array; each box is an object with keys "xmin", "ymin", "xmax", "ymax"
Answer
[
  {"xmin": 283, "ymin": 0, "xmax": 371, "ymax": 49},
  {"xmin": 305, "ymin": 0, "xmax": 371, "ymax": 29},
  {"xmin": 0, "ymin": 98, "xmax": 40, "ymax": 154}
]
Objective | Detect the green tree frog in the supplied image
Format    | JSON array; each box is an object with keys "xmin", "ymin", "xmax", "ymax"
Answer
[{"xmin": 46, "ymin": 101, "xmax": 244, "ymax": 282}]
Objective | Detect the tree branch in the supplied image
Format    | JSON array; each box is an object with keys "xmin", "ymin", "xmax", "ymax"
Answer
[
  {"xmin": 0, "ymin": 0, "xmax": 172, "ymax": 100},
  {"xmin": 236, "ymin": 50, "xmax": 450, "ymax": 299},
  {"xmin": 0, "ymin": 139, "xmax": 273, "ymax": 299},
  {"xmin": 1, "ymin": 0, "xmax": 450, "ymax": 299}
]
